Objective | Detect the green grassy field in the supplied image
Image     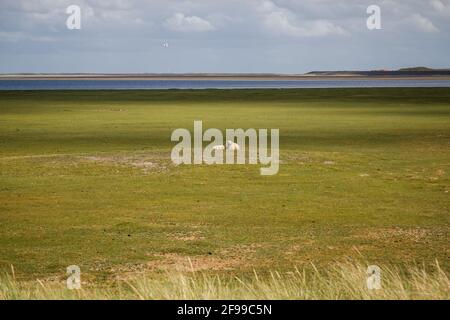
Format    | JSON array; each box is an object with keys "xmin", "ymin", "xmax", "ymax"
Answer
[{"xmin": 0, "ymin": 88, "xmax": 449, "ymax": 290}]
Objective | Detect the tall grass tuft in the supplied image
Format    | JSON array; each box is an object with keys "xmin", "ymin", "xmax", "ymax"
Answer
[{"xmin": 1, "ymin": 261, "xmax": 448, "ymax": 300}]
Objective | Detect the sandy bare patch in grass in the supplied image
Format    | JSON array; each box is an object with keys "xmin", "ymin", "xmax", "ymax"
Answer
[
  {"xmin": 281, "ymin": 153, "xmax": 311, "ymax": 164},
  {"xmin": 142, "ymin": 245, "xmax": 263, "ymax": 273},
  {"xmin": 220, "ymin": 243, "xmax": 264, "ymax": 255},
  {"xmin": 351, "ymin": 227, "xmax": 447, "ymax": 243},
  {"xmin": 281, "ymin": 152, "xmax": 345, "ymax": 166},
  {"xmin": 429, "ymin": 168, "xmax": 447, "ymax": 181},
  {"xmin": 0, "ymin": 152, "xmax": 173, "ymax": 174},
  {"xmin": 82, "ymin": 153, "xmax": 171, "ymax": 173},
  {"xmin": 103, "ymin": 244, "xmax": 265, "ymax": 280},
  {"xmin": 145, "ymin": 253, "xmax": 242, "ymax": 272},
  {"xmin": 169, "ymin": 231, "xmax": 204, "ymax": 242},
  {"xmin": 284, "ymin": 241, "xmax": 316, "ymax": 256}
]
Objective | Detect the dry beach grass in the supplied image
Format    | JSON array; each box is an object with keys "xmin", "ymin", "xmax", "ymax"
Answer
[{"xmin": 1, "ymin": 260, "xmax": 448, "ymax": 300}]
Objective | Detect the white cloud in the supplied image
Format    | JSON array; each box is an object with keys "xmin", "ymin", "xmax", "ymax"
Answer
[
  {"xmin": 431, "ymin": 0, "xmax": 445, "ymax": 11},
  {"xmin": 410, "ymin": 13, "xmax": 439, "ymax": 32},
  {"xmin": 258, "ymin": 0, "xmax": 347, "ymax": 37},
  {"xmin": 164, "ymin": 13, "xmax": 214, "ymax": 32},
  {"xmin": 430, "ymin": 0, "xmax": 450, "ymax": 16}
]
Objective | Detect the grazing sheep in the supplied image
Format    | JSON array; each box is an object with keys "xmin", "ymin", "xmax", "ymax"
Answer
[{"xmin": 225, "ymin": 140, "xmax": 240, "ymax": 151}]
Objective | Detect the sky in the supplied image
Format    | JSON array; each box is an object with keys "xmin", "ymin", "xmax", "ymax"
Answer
[{"xmin": 0, "ymin": 0, "xmax": 449, "ymax": 73}]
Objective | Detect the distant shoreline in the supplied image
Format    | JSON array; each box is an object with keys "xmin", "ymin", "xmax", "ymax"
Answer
[{"xmin": 2, "ymin": 74, "xmax": 450, "ymax": 81}]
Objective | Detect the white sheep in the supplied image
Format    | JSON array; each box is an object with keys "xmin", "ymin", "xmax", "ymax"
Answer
[{"xmin": 225, "ymin": 140, "xmax": 240, "ymax": 151}]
